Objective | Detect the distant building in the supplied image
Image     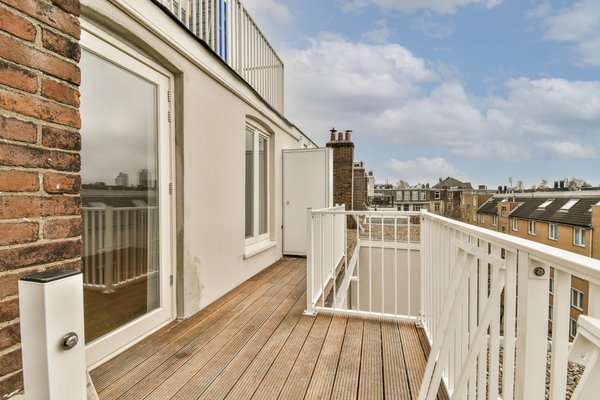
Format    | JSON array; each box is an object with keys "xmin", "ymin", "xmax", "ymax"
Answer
[
  {"xmin": 138, "ymin": 168, "xmax": 151, "ymax": 188},
  {"xmin": 115, "ymin": 172, "xmax": 129, "ymax": 187}
]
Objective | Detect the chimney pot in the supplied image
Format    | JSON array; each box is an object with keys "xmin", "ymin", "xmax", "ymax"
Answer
[
  {"xmin": 345, "ymin": 130, "xmax": 352, "ymax": 141},
  {"xmin": 337, "ymin": 131, "xmax": 343, "ymax": 141},
  {"xmin": 330, "ymin": 128, "xmax": 336, "ymax": 141}
]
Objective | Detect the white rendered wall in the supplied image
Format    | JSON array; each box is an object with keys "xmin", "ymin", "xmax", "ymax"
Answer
[{"xmin": 82, "ymin": 0, "xmax": 309, "ymax": 319}]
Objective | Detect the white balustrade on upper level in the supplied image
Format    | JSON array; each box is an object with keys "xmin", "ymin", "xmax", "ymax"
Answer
[
  {"xmin": 306, "ymin": 207, "xmax": 600, "ymax": 399},
  {"xmin": 156, "ymin": 0, "xmax": 284, "ymax": 113}
]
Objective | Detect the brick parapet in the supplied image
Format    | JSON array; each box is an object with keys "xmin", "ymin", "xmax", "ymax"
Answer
[{"xmin": 0, "ymin": 0, "xmax": 81, "ymax": 395}]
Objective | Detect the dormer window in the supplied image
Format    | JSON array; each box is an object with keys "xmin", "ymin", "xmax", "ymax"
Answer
[{"xmin": 560, "ymin": 199, "xmax": 579, "ymax": 211}]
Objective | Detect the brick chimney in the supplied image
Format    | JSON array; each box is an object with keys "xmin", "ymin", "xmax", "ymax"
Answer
[
  {"xmin": 326, "ymin": 129, "xmax": 354, "ymax": 211},
  {"xmin": 353, "ymin": 161, "xmax": 366, "ymax": 211},
  {"xmin": 592, "ymin": 205, "xmax": 600, "ymax": 259}
]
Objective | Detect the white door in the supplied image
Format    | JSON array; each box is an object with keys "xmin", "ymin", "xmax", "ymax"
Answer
[
  {"xmin": 79, "ymin": 23, "xmax": 175, "ymax": 368},
  {"xmin": 283, "ymin": 148, "xmax": 332, "ymax": 255}
]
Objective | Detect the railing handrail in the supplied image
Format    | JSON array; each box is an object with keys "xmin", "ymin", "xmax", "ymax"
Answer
[
  {"xmin": 422, "ymin": 210, "xmax": 600, "ymax": 285},
  {"xmin": 311, "ymin": 208, "xmax": 421, "ymax": 217}
]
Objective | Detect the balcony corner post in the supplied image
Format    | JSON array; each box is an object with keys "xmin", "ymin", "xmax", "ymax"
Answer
[{"xmin": 304, "ymin": 208, "xmax": 317, "ymax": 316}]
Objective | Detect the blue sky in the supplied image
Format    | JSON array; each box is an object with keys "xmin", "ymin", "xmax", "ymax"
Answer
[{"xmin": 243, "ymin": 0, "xmax": 600, "ymax": 188}]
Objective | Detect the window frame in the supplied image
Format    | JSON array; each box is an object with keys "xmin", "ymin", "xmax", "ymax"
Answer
[
  {"xmin": 512, "ymin": 218, "xmax": 518, "ymax": 231},
  {"xmin": 528, "ymin": 220, "xmax": 536, "ymax": 235},
  {"xmin": 245, "ymin": 123, "xmax": 270, "ymax": 246},
  {"xmin": 570, "ymin": 318, "xmax": 578, "ymax": 339},
  {"xmin": 492, "ymin": 215, "xmax": 498, "ymax": 227},
  {"xmin": 479, "ymin": 214, "xmax": 485, "ymax": 224},
  {"xmin": 571, "ymin": 288, "xmax": 584, "ymax": 311},
  {"xmin": 434, "ymin": 191, "xmax": 441, "ymax": 200},
  {"xmin": 548, "ymin": 223, "xmax": 558, "ymax": 241},
  {"xmin": 573, "ymin": 227, "xmax": 586, "ymax": 247}
]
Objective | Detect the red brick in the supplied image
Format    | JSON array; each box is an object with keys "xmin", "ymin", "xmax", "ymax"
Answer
[
  {"xmin": 42, "ymin": 125, "xmax": 80, "ymax": 150},
  {"xmin": 0, "ymin": 115, "xmax": 37, "ymax": 143},
  {"xmin": 0, "ymin": 195, "xmax": 80, "ymax": 219},
  {"xmin": 0, "ymin": 299, "xmax": 19, "ymax": 322},
  {"xmin": 0, "ymin": 261, "xmax": 80, "ymax": 300},
  {"xmin": 0, "ymin": 60, "xmax": 37, "ymax": 93},
  {"xmin": 0, "ymin": 239, "xmax": 82, "ymax": 272},
  {"xmin": 3, "ymin": 0, "xmax": 80, "ymax": 39},
  {"xmin": 51, "ymin": 0, "xmax": 80, "ymax": 16},
  {"xmin": 0, "ymin": 324, "xmax": 20, "ymax": 352},
  {"xmin": 0, "ymin": 34, "xmax": 80, "ymax": 85},
  {"xmin": 0, "ymin": 87, "xmax": 80, "ymax": 128},
  {"xmin": 0, "ymin": 222, "xmax": 38, "ymax": 246},
  {"xmin": 0, "ymin": 349, "xmax": 21, "ymax": 377},
  {"xmin": 43, "ymin": 172, "xmax": 80, "ymax": 194},
  {"xmin": 42, "ymin": 28, "xmax": 80, "ymax": 62},
  {"xmin": 0, "ymin": 371, "xmax": 22, "ymax": 397},
  {"xmin": 0, "ymin": 170, "xmax": 39, "ymax": 192},
  {"xmin": 0, "ymin": 6, "xmax": 36, "ymax": 42},
  {"xmin": 41, "ymin": 78, "xmax": 80, "ymax": 107},
  {"xmin": 43, "ymin": 217, "xmax": 82, "ymax": 239},
  {"xmin": 0, "ymin": 142, "xmax": 80, "ymax": 172}
]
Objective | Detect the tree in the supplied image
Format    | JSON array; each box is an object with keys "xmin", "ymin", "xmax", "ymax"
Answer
[
  {"xmin": 539, "ymin": 179, "xmax": 548, "ymax": 190},
  {"xmin": 515, "ymin": 180, "xmax": 524, "ymax": 191}
]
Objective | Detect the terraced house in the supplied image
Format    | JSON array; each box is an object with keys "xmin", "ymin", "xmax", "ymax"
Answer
[{"xmin": 1, "ymin": 1, "xmax": 600, "ymax": 399}]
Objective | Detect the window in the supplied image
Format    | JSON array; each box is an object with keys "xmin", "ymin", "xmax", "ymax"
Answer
[
  {"xmin": 447, "ymin": 203, "xmax": 453, "ymax": 211},
  {"xmin": 570, "ymin": 318, "xmax": 578, "ymax": 339},
  {"xmin": 492, "ymin": 215, "xmax": 498, "ymax": 226},
  {"xmin": 404, "ymin": 191, "xmax": 410, "ymax": 201},
  {"xmin": 412, "ymin": 191, "xmax": 418, "ymax": 201},
  {"xmin": 434, "ymin": 203, "xmax": 441, "ymax": 212},
  {"xmin": 472, "ymin": 212, "xmax": 476, "ymax": 221},
  {"xmin": 479, "ymin": 214, "xmax": 485, "ymax": 224},
  {"xmin": 245, "ymin": 125, "xmax": 269, "ymax": 244},
  {"xmin": 574, "ymin": 227, "xmax": 586, "ymax": 247},
  {"xmin": 434, "ymin": 191, "xmax": 441, "ymax": 199},
  {"xmin": 501, "ymin": 206, "xmax": 507, "ymax": 217},
  {"xmin": 549, "ymin": 277, "xmax": 554, "ymax": 294},
  {"xmin": 539, "ymin": 199, "xmax": 555, "ymax": 209},
  {"xmin": 413, "ymin": 205, "xmax": 421, "ymax": 211},
  {"xmin": 420, "ymin": 191, "xmax": 426, "ymax": 201},
  {"xmin": 461, "ymin": 196, "xmax": 465, "ymax": 205},
  {"xmin": 528, "ymin": 220, "xmax": 536, "ymax": 235},
  {"xmin": 571, "ymin": 288, "xmax": 584, "ymax": 311},
  {"xmin": 549, "ymin": 223, "xmax": 558, "ymax": 240},
  {"xmin": 549, "ymin": 305, "xmax": 553, "ymax": 322},
  {"xmin": 512, "ymin": 218, "xmax": 519, "ymax": 231},
  {"xmin": 561, "ymin": 199, "xmax": 579, "ymax": 211},
  {"xmin": 448, "ymin": 191, "xmax": 454, "ymax": 199},
  {"xmin": 473, "ymin": 197, "xmax": 477, "ymax": 206}
]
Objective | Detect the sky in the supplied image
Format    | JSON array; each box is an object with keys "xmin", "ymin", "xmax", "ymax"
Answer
[{"xmin": 242, "ymin": 0, "xmax": 600, "ymax": 189}]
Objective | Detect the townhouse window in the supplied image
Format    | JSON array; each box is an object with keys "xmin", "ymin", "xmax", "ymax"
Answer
[
  {"xmin": 479, "ymin": 214, "xmax": 485, "ymax": 224},
  {"xmin": 501, "ymin": 206, "xmax": 507, "ymax": 217},
  {"xmin": 549, "ymin": 276, "xmax": 554, "ymax": 294},
  {"xmin": 492, "ymin": 215, "xmax": 498, "ymax": 226},
  {"xmin": 528, "ymin": 220, "xmax": 536, "ymax": 235},
  {"xmin": 435, "ymin": 191, "xmax": 441, "ymax": 200},
  {"xmin": 573, "ymin": 227, "xmax": 586, "ymax": 247},
  {"xmin": 448, "ymin": 191, "xmax": 453, "ymax": 199},
  {"xmin": 447, "ymin": 203, "xmax": 453, "ymax": 211},
  {"xmin": 548, "ymin": 223, "xmax": 558, "ymax": 240},
  {"xmin": 434, "ymin": 203, "xmax": 440, "ymax": 212},
  {"xmin": 413, "ymin": 205, "xmax": 421, "ymax": 211},
  {"xmin": 473, "ymin": 197, "xmax": 477, "ymax": 206},
  {"xmin": 420, "ymin": 191, "xmax": 426, "ymax": 201},
  {"xmin": 245, "ymin": 125, "xmax": 269, "ymax": 244},
  {"xmin": 571, "ymin": 288, "xmax": 584, "ymax": 311},
  {"xmin": 512, "ymin": 218, "xmax": 518, "ymax": 231},
  {"xmin": 412, "ymin": 191, "xmax": 418, "ymax": 201},
  {"xmin": 472, "ymin": 212, "xmax": 476, "ymax": 221},
  {"xmin": 404, "ymin": 191, "xmax": 410, "ymax": 201},
  {"xmin": 570, "ymin": 318, "xmax": 578, "ymax": 339},
  {"xmin": 548, "ymin": 305, "xmax": 553, "ymax": 322},
  {"xmin": 461, "ymin": 197, "xmax": 465, "ymax": 205}
]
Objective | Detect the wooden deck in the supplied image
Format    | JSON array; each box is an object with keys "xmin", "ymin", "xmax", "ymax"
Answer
[{"xmin": 90, "ymin": 257, "xmax": 445, "ymax": 399}]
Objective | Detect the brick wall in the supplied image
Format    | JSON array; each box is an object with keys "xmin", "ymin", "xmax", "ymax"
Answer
[
  {"xmin": 592, "ymin": 206, "xmax": 600, "ymax": 260},
  {"xmin": 326, "ymin": 130, "xmax": 354, "ymax": 210},
  {"xmin": 0, "ymin": 0, "xmax": 81, "ymax": 396},
  {"xmin": 352, "ymin": 162, "xmax": 365, "ymax": 211}
]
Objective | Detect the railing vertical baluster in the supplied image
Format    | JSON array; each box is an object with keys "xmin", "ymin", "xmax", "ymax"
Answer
[
  {"xmin": 549, "ymin": 269, "xmax": 571, "ymax": 400},
  {"xmin": 408, "ymin": 216, "xmax": 411, "ymax": 316},
  {"xmin": 332, "ymin": 212, "xmax": 336, "ymax": 310},
  {"xmin": 394, "ymin": 216, "xmax": 398, "ymax": 316},
  {"xmin": 476, "ymin": 238, "xmax": 488, "ymax": 400},
  {"xmin": 357, "ymin": 214, "xmax": 360, "ymax": 312},
  {"xmin": 381, "ymin": 214, "xmax": 384, "ymax": 315},
  {"xmin": 488, "ymin": 244, "xmax": 501, "ymax": 400},
  {"xmin": 369, "ymin": 215, "xmax": 372, "ymax": 314},
  {"xmin": 305, "ymin": 209, "xmax": 315, "ymax": 315},
  {"xmin": 514, "ymin": 255, "xmax": 549, "ymax": 400}
]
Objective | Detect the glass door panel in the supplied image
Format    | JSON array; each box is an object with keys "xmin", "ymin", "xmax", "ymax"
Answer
[{"xmin": 80, "ymin": 49, "xmax": 160, "ymax": 344}]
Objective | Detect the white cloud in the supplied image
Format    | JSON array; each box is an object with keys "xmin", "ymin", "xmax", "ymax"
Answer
[
  {"xmin": 283, "ymin": 34, "xmax": 600, "ymax": 163},
  {"xmin": 340, "ymin": 0, "xmax": 503, "ymax": 14},
  {"xmin": 385, "ymin": 157, "xmax": 467, "ymax": 184},
  {"xmin": 242, "ymin": 0, "xmax": 293, "ymax": 24},
  {"xmin": 535, "ymin": 0, "xmax": 600, "ymax": 66},
  {"xmin": 536, "ymin": 141, "xmax": 597, "ymax": 159},
  {"xmin": 362, "ymin": 19, "xmax": 393, "ymax": 43}
]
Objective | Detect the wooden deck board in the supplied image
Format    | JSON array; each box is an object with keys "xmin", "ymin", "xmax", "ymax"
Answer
[{"xmin": 91, "ymin": 257, "xmax": 441, "ymax": 400}]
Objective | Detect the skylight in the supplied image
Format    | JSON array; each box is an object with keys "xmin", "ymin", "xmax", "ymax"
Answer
[
  {"xmin": 560, "ymin": 199, "xmax": 579, "ymax": 211},
  {"xmin": 538, "ymin": 199, "xmax": 554, "ymax": 209}
]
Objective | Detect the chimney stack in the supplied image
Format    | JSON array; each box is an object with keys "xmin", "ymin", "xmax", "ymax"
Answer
[{"xmin": 326, "ymin": 129, "xmax": 355, "ymax": 224}]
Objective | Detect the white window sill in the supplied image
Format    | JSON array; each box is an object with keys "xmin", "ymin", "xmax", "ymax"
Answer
[{"xmin": 244, "ymin": 240, "xmax": 277, "ymax": 259}]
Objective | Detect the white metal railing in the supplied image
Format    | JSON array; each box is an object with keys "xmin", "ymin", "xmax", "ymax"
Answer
[
  {"xmin": 305, "ymin": 206, "xmax": 421, "ymax": 321},
  {"xmin": 82, "ymin": 206, "xmax": 159, "ymax": 292},
  {"xmin": 157, "ymin": 0, "xmax": 284, "ymax": 113},
  {"xmin": 417, "ymin": 211, "xmax": 600, "ymax": 400}
]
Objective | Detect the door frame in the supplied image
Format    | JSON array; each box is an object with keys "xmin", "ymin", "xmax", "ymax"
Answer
[{"xmin": 80, "ymin": 20, "xmax": 176, "ymax": 369}]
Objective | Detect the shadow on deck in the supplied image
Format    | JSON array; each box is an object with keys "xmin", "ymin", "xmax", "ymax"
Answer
[{"xmin": 90, "ymin": 257, "xmax": 446, "ymax": 399}]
